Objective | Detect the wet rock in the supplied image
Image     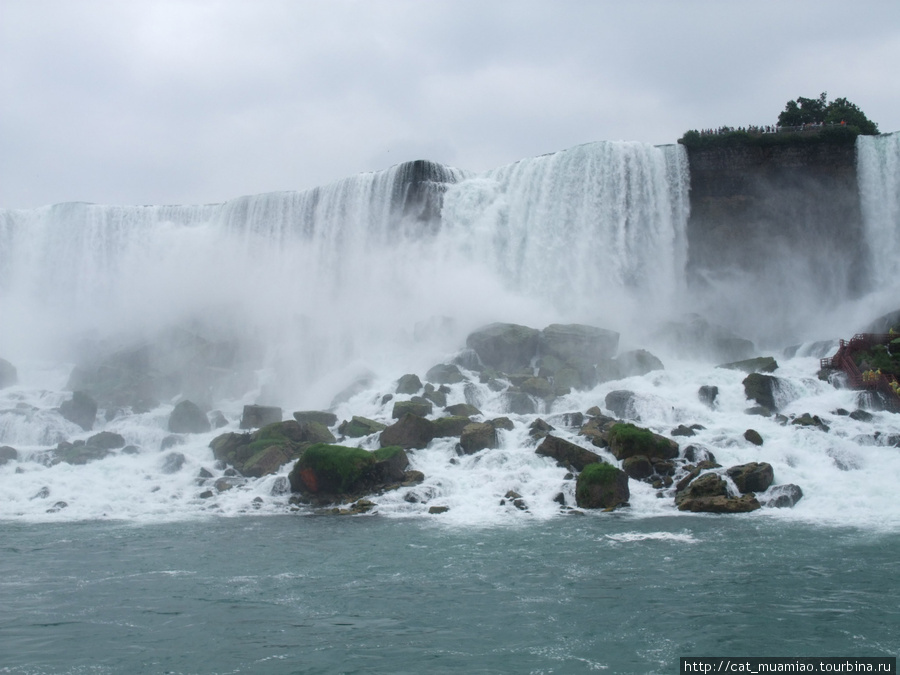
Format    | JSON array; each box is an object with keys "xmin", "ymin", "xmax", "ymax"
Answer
[
  {"xmin": 604, "ymin": 390, "xmax": 639, "ymax": 420},
  {"xmin": 380, "ymin": 413, "xmax": 436, "ymax": 450},
  {"xmin": 338, "ymin": 416, "xmax": 386, "ymax": 438},
  {"xmin": 428, "ymin": 505, "xmax": 449, "ymax": 514},
  {"xmin": 671, "ymin": 424, "xmax": 696, "ymax": 437},
  {"xmin": 422, "ymin": 385, "xmax": 447, "ymax": 408},
  {"xmin": 240, "ymin": 405, "xmax": 282, "ymax": 430},
  {"xmin": 396, "ymin": 373, "xmax": 423, "ymax": 395},
  {"xmin": 288, "ymin": 444, "xmax": 409, "ymax": 502},
  {"xmin": 198, "ymin": 467, "xmax": 214, "ymax": 479},
  {"xmin": 791, "ymin": 413, "xmax": 830, "ymax": 432},
  {"xmin": 744, "ymin": 429, "xmax": 764, "ymax": 446},
  {"xmin": 452, "ymin": 348, "xmax": 483, "ymax": 372},
  {"xmin": 458, "ymin": 422, "xmax": 498, "ymax": 455},
  {"xmin": 0, "ymin": 446, "xmax": 18, "ymax": 465},
  {"xmin": 444, "ymin": 403, "xmax": 481, "ymax": 417},
  {"xmin": 609, "ymin": 349, "xmax": 665, "ymax": 379},
  {"xmin": 528, "ymin": 418, "xmax": 554, "ymax": 439},
  {"xmin": 579, "ymin": 414, "xmax": 615, "ymax": 448},
  {"xmin": 742, "ymin": 373, "xmax": 780, "ymax": 412},
  {"xmin": 683, "ymin": 445, "xmax": 717, "ymax": 464},
  {"xmin": 425, "ymin": 363, "xmax": 465, "ymax": 385},
  {"xmin": 168, "ymin": 400, "xmax": 210, "ymax": 434},
  {"xmin": 606, "ymin": 422, "xmax": 678, "ymax": 461},
  {"xmin": 210, "ymin": 420, "xmax": 327, "ymax": 478},
  {"xmin": 575, "ymin": 463, "xmax": 629, "ymax": 510},
  {"xmin": 539, "ymin": 323, "xmax": 619, "ymax": 372},
  {"xmin": 849, "ymin": 409, "xmax": 874, "ymax": 422},
  {"xmin": 392, "ymin": 398, "xmax": 433, "ymax": 419},
  {"xmin": 59, "ymin": 391, "xmax": 98, "ymax": 431},
  {"xmin": 161, "ymin": 452, "xmax": 186, "ymax": 474},
  {"xmin": 652, "ymin": 314, "xmax": 755, "ymax": 363},
  {"xmin": 718, "ymin": 356, "xmax": 778, "ymax": 373},
  {"xmin": 466, "ymin": 322, "xmax": 540, "ymax": 374},
  {"xmin": 160, "ymin": 435, "xmax": 184, "ymax": 450},
  {"xmin": 270, "ymin": 476, "xmax": 290, "ymax": 495},
  {"xmin": 761, "ymin": 484, "xmax": 804, "ymax": 508},
  {"xmin": 210, "ymin": 410, "xmax": 229, "ymax": 429},
  {"xmin": 293, "ymin": 411, "xmax": 338, "ymax": 427},
  {"xmin": 432, "ymin": 416, "xmax": 472, "ymax": 438},
  {"xmin": 0, "ymin": 357, "xmax": 18, "ymax": 389},
  {"xmin": 622, "ymin": 455, "xmax": 654, "ymax": 480},
  {"xmin": 86, "ymin": 431, "xmax": 126, "ymax": 450},
  {"xmin": 498, "ymin": 391, "xmax": 533, "ymax": 415},
  {"xmin": 726, "ymin": 462, "xmax": 774, "ymax": 493},
  {"xmin": 535, "ymin": 435, "xmax": 602, "ymax": 471},
  {"xmin": 675, "ymin": 471, "xmax": 760, "ymax": 513},
  {"xmin": 698, "ymin": 385, "xmax": 719, "ymax": 408}
]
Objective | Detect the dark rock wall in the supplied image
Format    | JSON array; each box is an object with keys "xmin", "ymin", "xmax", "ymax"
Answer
[{"xmin": 685, "ymin": 141, "xmax": 867, "ymax": 300}]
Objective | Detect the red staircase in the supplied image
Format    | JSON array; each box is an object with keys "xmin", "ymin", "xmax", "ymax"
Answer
[{"xmin": 820, "ymin": 334, "xmax": 900, "ymax": 411}]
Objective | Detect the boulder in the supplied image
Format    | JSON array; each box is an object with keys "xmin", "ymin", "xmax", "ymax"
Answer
[
  {"xmin": 489, "ymin": 417, "xmax": 515, "ymax": 431},
  {"xmin": 379, "ymin": 414, "xmax": 436, "ymax": 450},
  {"xmin": 466, "ymin": 323, "xmax": 540, "ymax": 374},
  {"xmin": 528, "ymin": 418, "xmax": 554, "ymax": 439},
  {"xmin": 53, "ymin": 440, "xmax": 112, "ymax": 465},
  {"xmin": 425, "ymin": 364, "xmax": 465, "ymax": 385},
  {"xmin": 338, "ymin": 416, "xmax": 386, "ymax": 438},
  {"xmin": 0, "ymin": 358, "xmax": 17, "ymax": 389},
  {"xmin": 698, "ymin": 385, "xmax": 719, "ymax": 408},
  {"xmin": 210, "ymin": 420, "xmax": 325, "ymax": 478},
  {"xmin": 742, "ymin": 373, "xmax": 781, "ymax": 412},
  {"xmin": 760, "ymin": 484, "xmax": 804, "ymax": 508},
  {"xmin": 85, "ymin": 431, "xmax": 126, "ymax": 450},
  {"xmin": 458, "ymin": 422, "xmax": 497, "ymax": 454},
  {"xmin": 718, "ymin": 356, "xmax": 778, "ymax": 373},
  {"xmin": 0, "ymin": 446, "xmax": 18, "ymax": 465},
  {"xmin": 744, "ymin": 429, "xmax": 764, "ymax": 446},
  {"xmin": 432, "ymin": 416, "xmax": 472, "ymax": 438},
  {"xmin": 726, "ymin": 462, "xmax": 774, "ymax": 493},
  {"xmin": 575, "ymin": 463, "xmax": 629, "ymax": 509},
  {"xmin": 606, "ymin": 423, "xmax": 678, "ymax": 461},
  {"xmin": 502, "ymin": 391, "xmax": 536, "ymax": 415},
  {"xmin": 579, "ymin": 414, "xmax": 615, "ymax": 448},
  {"xmin": 422, "ymin": 386, "xmax": 448, "ymax": 408},
  {"xmin": 622, "ymin": 455, "xmax": 654, "ymax": 480},
  {"xmin": 451, "ymin": 348, "xmax": 483, "ymax": 371},
  {"xmin": 288, "ymin": 443, "xmax": 409, "ymax": 500},
  {"xmin": 610, "ymin": 349, "xmax": 664, "ymax": 379},
  {"xmin": 444, "ymin": 403, "xmax": 481, "ymax": 417},
  {"xmin": 675, "ymin": 471, "xmax": 760, "ymax": 513},
  {"xmin": 396, "ymin": 373, "xmax": 423, "ymax": 395},
  {"xmin": 161, "ymin": 452, "xmax": 186, "ymax": 474},
  {"xmin": 59, "ymin": 391, "xmax": 98, "ymax": 431},
  {"xmin": 520, "ymin": 377, "xmax": 554, "ymax": 398},
  {"xmin": 535, "ymin": 435, "xmax": 601, "ymax": 471},
  {"xmin": 168, "ymin": 400, "xmax": 210, "ymax": 434},
  {"xmin": 652, "ymin": 314, "xmax": 755, "ymax": 363},
  {"xmin": 538, "ymin": 323, "xmax": 619, "ymax": 370},
  {"xmin": 240, "ymin": 405, "xmax": 282, "ymax": 430},
  {"xmin": 392, "ymin": 398, "xmax": 433, "ymax": 419},
  {"xmin": 293, "ymin": 411, "xmax": 338, "ymax": 427},
  {"xmin": 604, "ymin": 390, "xmax": 639, "ymax": 420}
]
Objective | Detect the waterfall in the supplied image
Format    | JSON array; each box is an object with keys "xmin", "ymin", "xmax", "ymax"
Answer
[
  {"xmin": 440, "ymin": 142, "xmax": 689, "ymax": 324},
  {"xmin": 858, "ymin": 132, "xmax": 900, "ymax": 290}
]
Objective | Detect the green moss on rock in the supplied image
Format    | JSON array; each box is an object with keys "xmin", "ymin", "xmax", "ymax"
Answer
[
  {"xmin": 607, "ymin": 423, "xmax": 678, "ymax": 460},
  {"xmin": 575, "ymin": 462, "xmax": 629, "ymax": 509}
]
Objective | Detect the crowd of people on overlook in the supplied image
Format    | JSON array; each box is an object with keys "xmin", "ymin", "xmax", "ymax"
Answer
[{"xmin": 695, "ymin": 121, "xmax": 847, "ymax": 136}]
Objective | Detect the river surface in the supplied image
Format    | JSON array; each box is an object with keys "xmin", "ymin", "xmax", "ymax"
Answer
[{"xmin": 2, "ymin": 515, "xmax": 897, "ymax": 674}]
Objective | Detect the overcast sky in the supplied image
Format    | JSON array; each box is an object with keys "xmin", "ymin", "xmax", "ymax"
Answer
[{"xmin": 1, "ymin": 0, "xmax": 898, "ymax": 209}]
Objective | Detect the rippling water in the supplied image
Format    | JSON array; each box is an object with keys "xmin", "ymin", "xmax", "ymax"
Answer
[{"xmin": 2, "ymin": 516, "xmax": 897, "ymax": 674}]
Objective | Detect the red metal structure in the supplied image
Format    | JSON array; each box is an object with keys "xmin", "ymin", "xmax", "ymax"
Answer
[{"xmin": 820, "ymin": 333, "xmax": 900, "ymax": 411}]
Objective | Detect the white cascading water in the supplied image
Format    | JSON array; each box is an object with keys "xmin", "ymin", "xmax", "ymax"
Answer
[{"xmin": 1, "ymin": 138, "xmax": 900, "ymax": 528}]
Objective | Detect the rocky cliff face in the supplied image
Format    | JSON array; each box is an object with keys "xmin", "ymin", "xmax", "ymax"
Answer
[{"xmin": 685, "ymin": 140, "xmax": 867, "ymax": 301}]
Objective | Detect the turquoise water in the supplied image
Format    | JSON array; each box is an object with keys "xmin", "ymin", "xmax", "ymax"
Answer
[{"xmin": 2, "ymin": 516, "xmax": 897, "ymax": 674}]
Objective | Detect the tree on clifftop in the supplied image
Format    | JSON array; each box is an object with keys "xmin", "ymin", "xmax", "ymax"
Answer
[{"xmin": 778, "ymin": 92, "xmax": 878, "ymax": 134}]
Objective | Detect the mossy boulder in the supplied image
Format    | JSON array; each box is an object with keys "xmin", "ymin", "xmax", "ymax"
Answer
[
  {"xmin": 288, "ymin": 443, "xmax": 409, "ymax": 500},
  {"xmin": 168, "ymin": 400, "xmax": 210, "ymax": 434},
  {"xmin": 210, "ymin": 420, "xmax": 331, "ymax": 477},
  {"xmin": 293, "ymin": 410, "xmax": 338, "ymax": 427},
  {"xmin": 606, "ymin": 423, "xmax": 678, "ymax": 461},
  {"xmin": 575, "ymin": 462, "xmax": 629, "ymax": 509},
  {"xmin": 535, "ymin": 435, "xmax": 602, "ymax": 471},
  {"xmin": 338, "ymin": 416, "xmax": 386, "ymax": 438},
  {"xmin": 379, "ymin": 413, "xmax": 436, "ymax": 449},
  {"xmin": 392, "ymin": 398, "xmax": 433, "ymax": 419}
]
